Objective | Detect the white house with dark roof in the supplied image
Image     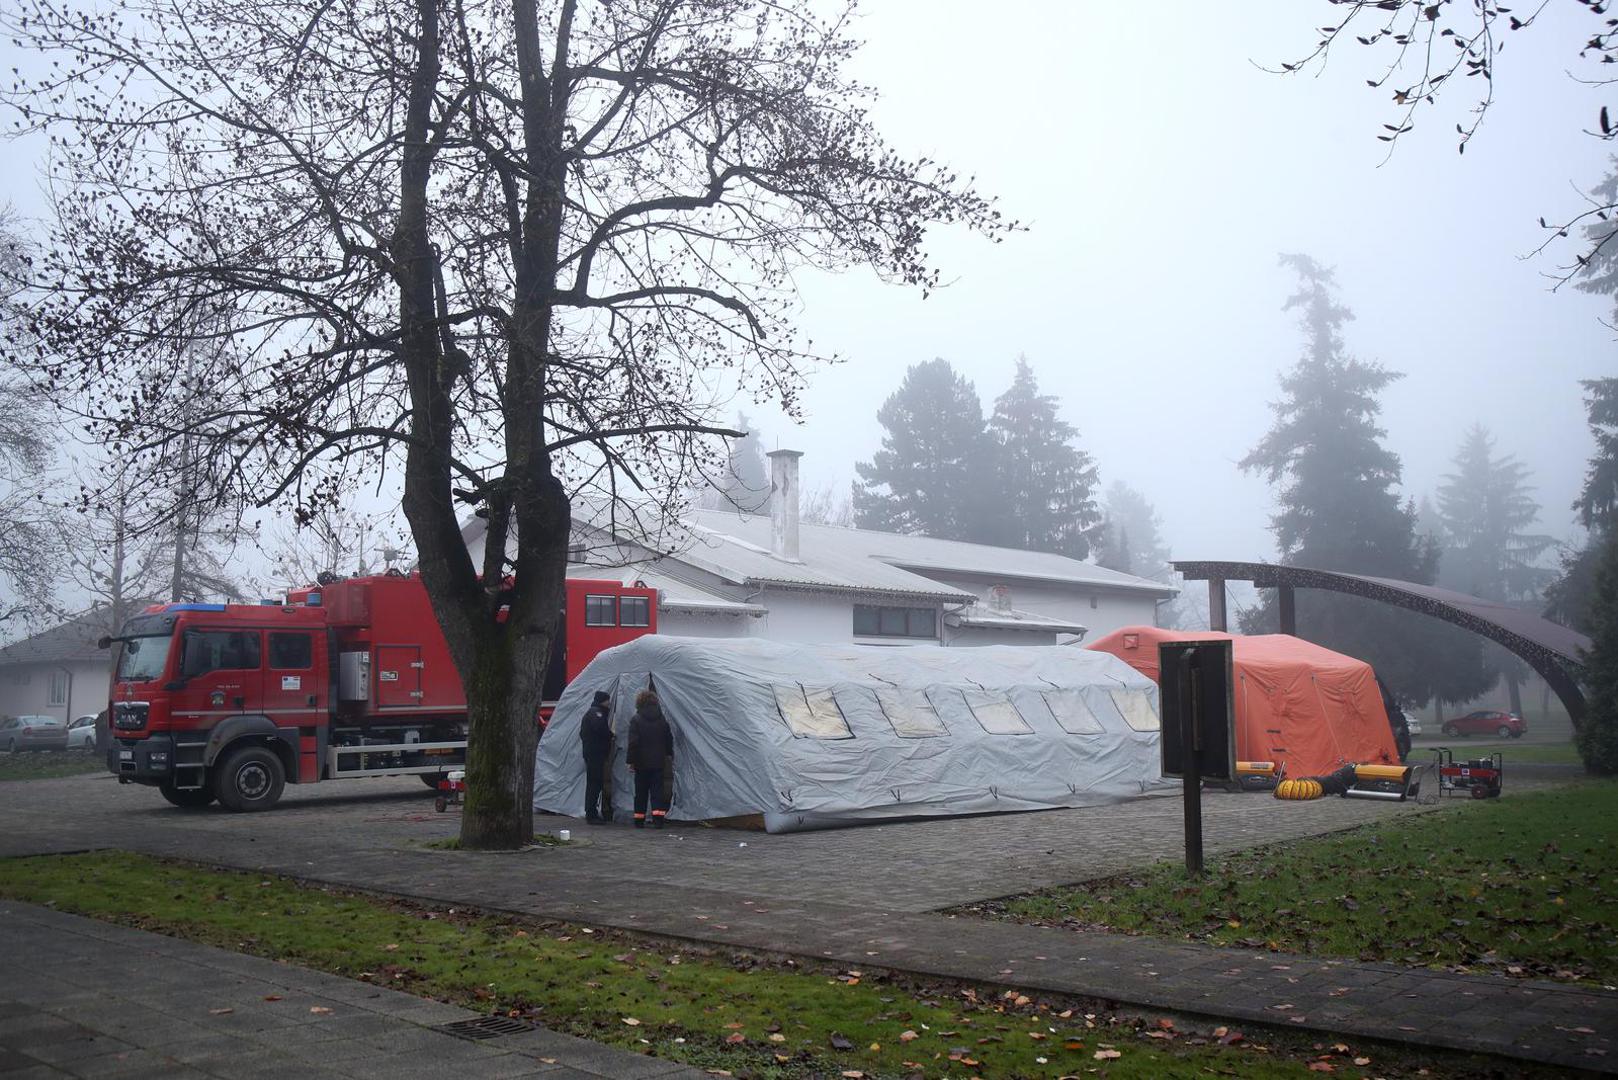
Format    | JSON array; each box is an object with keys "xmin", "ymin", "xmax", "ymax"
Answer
[
  {"xmin": 0, "ymin": 610, "xmax": 113, "ymax": 722},
  {"xmin": 466, "ymin": 450, "xmax": 1178, "ymax": 648}
]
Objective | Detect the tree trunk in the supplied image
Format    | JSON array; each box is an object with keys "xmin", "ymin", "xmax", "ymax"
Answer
[
  {"xmin": 457, "ymin": 640, "xmax": 532, "ymax": 848},
  {"xmin": 1435, "ymin": 699, "xmax": 1445, "ymax": 727},
  {"xmin": 1505, "ymin": 669, "xmax": 1523, "ymax": 717}
]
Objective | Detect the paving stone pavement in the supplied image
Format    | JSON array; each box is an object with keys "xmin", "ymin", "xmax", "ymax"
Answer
[
  {"xmin": 0, "ymin": 900, "xmax": 708, "ymax": 1080},
  {"xmin": 1, "ymin": 765, "xmax": 1613, "ymax": 1073}
]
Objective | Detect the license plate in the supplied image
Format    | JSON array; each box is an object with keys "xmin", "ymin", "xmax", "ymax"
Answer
[{"xmin": 120, "ymin": 750, "xmax": 133, "ymax": 761}]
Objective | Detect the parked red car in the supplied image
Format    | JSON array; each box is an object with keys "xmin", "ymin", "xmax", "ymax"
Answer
[{"xmin": 1441, "ymin": 709, "xmax": 1527, "ymax": 739}]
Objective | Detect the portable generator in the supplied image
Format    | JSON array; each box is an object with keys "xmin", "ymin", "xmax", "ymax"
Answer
[
  {"xmin": 434, "ymin": 769, "xmax": 467, "ymax": 813},
  {"xmin": 1436, "ymin": 748, "xmax": 1503, "ymax": 799}
]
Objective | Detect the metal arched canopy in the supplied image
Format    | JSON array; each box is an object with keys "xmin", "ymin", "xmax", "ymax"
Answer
[{"xmin": 1173, "ymin": 560, "xmax": 1591, "ymax": 727}]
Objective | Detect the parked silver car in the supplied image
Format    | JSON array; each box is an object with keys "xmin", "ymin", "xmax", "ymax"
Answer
[
  {"xmin": 1, "ymin": 715, "xmax": 69, "ymax": 752},
  {"xmin": 67, "ymin": 714, "xmax": 98, "ymax": 750}
]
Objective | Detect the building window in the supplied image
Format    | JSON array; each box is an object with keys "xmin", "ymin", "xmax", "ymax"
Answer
[
  {"xmin": 567, "ymin": 545, "xmax": 588, "ymax": 564},
  {"xmin": 584, "ymin": 594, "xmax": 617, "ymax": 627},
  {"xmin": 853, "ymin": 604, "xmax": 937, "ymax": 639},
  {"xmin": 48, "ymin": 670, "xmax": 68, "ymax": 706},
  {"xmin": 619, "ymin": 595, "xmax": 651, "ymax": 628},
  {"xmin": 269, "ymin": 633, "xmax": 313, "ymax": 670}
]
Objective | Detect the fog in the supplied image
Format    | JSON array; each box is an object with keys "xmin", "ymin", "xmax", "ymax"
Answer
[
  {"xmin": 0, "ymin": 0, "xmax": 1609, "ymax": 582},
  {"xmin": 739, "ymin": 2, "xmax": 1614, "ymax": 562}
]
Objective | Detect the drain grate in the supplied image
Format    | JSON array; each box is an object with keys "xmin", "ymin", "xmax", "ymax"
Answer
[{"xmin": 440, "ymin": 1015, "xmax": 537, "ymax": 1040}]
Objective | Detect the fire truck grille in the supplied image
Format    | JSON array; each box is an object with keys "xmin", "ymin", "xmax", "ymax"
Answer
[
  {"xmin": 439, "ymin": 1016, "xmax": 536, "ymax": 1040},
  {"xmin": 113, "ymin": 703, "xmax": 149, "ymax": 731}
]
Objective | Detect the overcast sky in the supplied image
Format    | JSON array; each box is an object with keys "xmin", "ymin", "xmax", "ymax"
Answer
[
  {"xmin": 1, "ymin": 1, "xmax": 1612, "ymax": 575},
  {"xmin": 746, "ymin": 2, "xmax": 1616, "ymax": 562}
]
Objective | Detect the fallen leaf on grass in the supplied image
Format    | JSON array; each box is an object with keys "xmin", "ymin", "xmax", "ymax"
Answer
[
  {"xmin": 768, "ymin": 1033, "xmax": 786, "ymax": 1043},
  {"xmin": 622, "ymin": 1017, "xmax": 642, "ymax": 1027},
  {"xmin": 1307, "ymin": 1063, "xmax": 1335, "ymax": 1073},
  {"xmin": 840, "ymin": 1072, "xmax": 865, "ymax": 1079},
  {"xmin": 262, "ymin": 995, "xmax": 282, "ymax": 1002},
  {"xmin": 309, "ymin": 1007, "xmax": 332, "ymax": 1015},
  {"xmin": 830, "ymin": 1033, "xmax": 853, "ymax": 1051},
  {"xmin": 1094, "ymin": 1048, "xmax": 1121, "ymax": 1060},
  {"xmin": 208, "ymin": 1008, "xmax": 233, "ymax": 1016},
  {"xmin": 725, "ymin": 1033, "xmax": 745, "ymax": 1045},
  {"xmin": 1353, "ymin": 1057, "xmax": 1371, "ymax": 1066},
  {"xmin": 899, "ymin": 1030, "xmax": 918, "ymax": 1043},
  {"xmin": 383, "ymin": 943, "xmax": 399, "ymax": 951}
]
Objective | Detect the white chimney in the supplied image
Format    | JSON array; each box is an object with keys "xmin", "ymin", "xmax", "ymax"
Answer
[{"xmin": 767, "ymin": 449, "xmax": 803, "ymax": 562}]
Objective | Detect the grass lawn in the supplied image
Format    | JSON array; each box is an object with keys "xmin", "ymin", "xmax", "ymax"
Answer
[
  {"xmin": 0, "ymin": 852, "xmax": 1546, "ymax": 1080},
  {"xmin": 1408, "ymin": 740, "xmax": 1581, "ymax": 766},
  {"xmin": 0, "ymin": 749, "xmax": 104, "ymax": 781},
  {"xmin": 977, "ymin": 782, "xmax": 1618, "ymax": 985}
]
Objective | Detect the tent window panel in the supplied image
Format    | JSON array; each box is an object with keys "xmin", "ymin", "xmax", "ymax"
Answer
[
  {"xmin": 773, "ymin": 685, "xmax": 854, "ymax": 740},
  {"xmin": 963, "ymin": 690, "xmax": 1034, "ymax": 735},
  {"xmin": 873, "ymin": 688, "xmax": 949, "ymax": 738},
  {"xmin": 1110, "ymin": 688, "xmax": 1160, "ymax": 732},
  {"xmin": 1043, "ymin": 689, "xmax": 1105, "ymax": 735}
]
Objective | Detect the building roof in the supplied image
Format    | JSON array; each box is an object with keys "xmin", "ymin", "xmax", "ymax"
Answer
[
  {"xmin": 661, "ymin": 509, "xmax": 1177, "ymax": 601},
  {"xmin": 472, "ymin": 504, "xmax": 1176, "ymax": 609},
  {"xmin": 0, "ymin": 610, "xmax": 112, "ymax": 667},
  {"xmin": 944, "ymin": 606, "xmax": 1089, "ymax": 635}
]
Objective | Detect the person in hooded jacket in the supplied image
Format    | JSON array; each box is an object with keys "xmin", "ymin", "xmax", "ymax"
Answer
[
  {"xmin": 580, "ymin": 690, "xmax": 614, "ymax": 823},
  {"xmin": 626, "ymin": 688, "xmax": 673, "ymax": 828}
]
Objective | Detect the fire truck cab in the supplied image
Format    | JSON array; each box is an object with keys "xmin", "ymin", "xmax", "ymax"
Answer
[{"xmin": 103, "ymin": 573, "xmax": 655, "ymax": 811}]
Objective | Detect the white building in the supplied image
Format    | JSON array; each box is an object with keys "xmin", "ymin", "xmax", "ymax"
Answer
[
  {"xmin": 467, "ymin": 450, "xmax": 1177, "ymax": 647},
  {"xmin": 0, "ymin": 611, "xmax": 110, "ymax": 723}
]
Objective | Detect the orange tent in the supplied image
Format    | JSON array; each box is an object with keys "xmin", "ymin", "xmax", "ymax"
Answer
[{"xmin": 1087, "ymin": 626, "xmax": 1398, "ymax": 778}]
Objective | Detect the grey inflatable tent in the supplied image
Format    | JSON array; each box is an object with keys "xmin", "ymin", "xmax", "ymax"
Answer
[{"xmin": 533, "ymin": 636, "xmax": 1172, "ymax": 832}]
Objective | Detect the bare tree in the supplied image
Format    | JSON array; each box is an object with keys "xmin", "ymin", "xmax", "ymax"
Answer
[
  {"xmin": 64, "ymin": 453, "xmax": 253, "ymax": 638},
  {"xmin": 800, "ymin": 484, "xmax": 853, "ymax": 528},
  {"xmin": 0, "ymin": 212, "xmax": 60, "ymax": 629},
  {"xmin": 270, "ymin": 504, "xmax": 413, "ymax": 587},
  {"xmin": 3, "ymin": 0, "xmax": 1011, "ymax": 846},
  {"xmin": 1285, "ymin": 1, "xmax": 1618, "ymax": 282}
]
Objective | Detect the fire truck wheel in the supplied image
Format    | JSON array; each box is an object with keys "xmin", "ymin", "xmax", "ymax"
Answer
[
  {"xmin": 159, "ymin": 784, "xmax": 215, "ymax": 809},
  {"xmin": 215, "ymin": 745, "xmax": 286, "ymax": 812}
]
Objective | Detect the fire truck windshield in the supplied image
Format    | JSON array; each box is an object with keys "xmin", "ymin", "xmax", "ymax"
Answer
[{"xmin": 115, "ymin": 634, "xmax": 173, "ymax": 682}]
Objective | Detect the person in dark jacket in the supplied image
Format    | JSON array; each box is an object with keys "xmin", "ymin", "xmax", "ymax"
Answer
[
  {"xmin": 580, "ymin": 690, "xmax": 614, "ymax": 823},
  {"xmin": 626, "ymin": 689, "xmax": 673, "ymax": 828}
]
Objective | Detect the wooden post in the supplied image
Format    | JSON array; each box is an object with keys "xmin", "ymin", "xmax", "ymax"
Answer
[
  {"xmin": 1278, "ymin": 584, "xmax": 1296, "ymax": 636},
  {"xmin": 1183, "ymin": 660, "xmax": 1204, "ymax": 877},
  {"xmin": 1208, "ymin": 578, "xmax": 1227, "ymax": 632}
]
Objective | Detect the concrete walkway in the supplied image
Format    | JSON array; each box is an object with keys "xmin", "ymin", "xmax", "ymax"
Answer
[
  {"xmin": 0, "ymin": 901, "xmax": 707, "ymax": 1080},
  {"xmin": 2, "ymin": 771, "xmax": 1614, "ymax": 1073}
]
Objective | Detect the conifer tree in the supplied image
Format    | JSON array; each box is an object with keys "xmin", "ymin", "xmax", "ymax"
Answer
[
  {"xmin": 1576, "ymin": 531, "xmax": 1618, "ymax": 774},
  {"xmin": 985, "ymin": 357, "xmax": 1101, "ymax": 559},
  {"xmin": 699, "ymin": 413, "xmax": 770, "ymax": 514},
  {"xmin": 853, "ymin": 360, "xmax": 996, "ymax": 541},
  {"xmin": 1437, "ymin": 425, "xmax": 1555, "ymax": 603},
  {"xmin": 1241, "ymin": 255, "xmax": 1439, "ymax": 699},
  {"xmin": 1546, "ymin": 378, "xmax": 1618, "ymax": 632},
  {"xmin": 1436, "ymin": 425, "xmax": 1555, "ymax": 714},
  {"xmin": 1098, "ymin": 482, "xmax": 1171, "ymax": 581}
]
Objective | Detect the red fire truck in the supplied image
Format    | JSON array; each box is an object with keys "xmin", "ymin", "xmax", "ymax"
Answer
[{"xmin": 102, "ymin": 572, "xmax": 657, "ymax": 811}]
